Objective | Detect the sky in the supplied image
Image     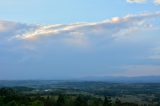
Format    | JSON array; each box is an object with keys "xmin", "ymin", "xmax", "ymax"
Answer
[{"xmin": 0, "ymin": 0, "xmax": 160, "ymax": 80}]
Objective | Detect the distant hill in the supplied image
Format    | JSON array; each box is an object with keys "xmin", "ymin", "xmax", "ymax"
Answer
[
  {"xmin": 80, "ymin": 76, "xmax": 160, "ymax": 83},
  {"xmin": 0, "ymin": 76, "xmax": 160, "ymax": 88}
]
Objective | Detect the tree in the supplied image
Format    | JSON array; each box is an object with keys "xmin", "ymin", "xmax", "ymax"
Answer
[
  {"xmin": 0, "ymin": 88, "xmax": 17, "ymax": 97},
  {"xmin": 91, "ymin": 98, "xmax": 103, "ymax": 106},
  {"xmin": 103, "ymin": 97, "xmax": 112, "ymax": 106},
  {"xmin": 7, "ymin": 100, "xmax": 18, "ymax": 106},
  {"xmin": 0, "ymin": 97, "xmax": 5, "ymax": 106},
  {"xmin": 114, "ymin": 98, "xmax": 121, "ymax": 106},
  {"xmin": 57, "ymin": 95, "xmax": 65, "ymax": 106},
  {"xmin": 75, "ymin": 95, "xmax": 88, "ymax": 106},
  {"xmin": 31, "ymin": 100, "xmax": 44, "ymax": 106},
  {"xmin": 44, "ymin": 96, "xmax": 54, "ymax": 106}
]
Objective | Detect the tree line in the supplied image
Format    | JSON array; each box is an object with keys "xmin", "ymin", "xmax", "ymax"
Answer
[{"xmin": 0, "ymin": 87, "xmax": 156, "ymax": 106}]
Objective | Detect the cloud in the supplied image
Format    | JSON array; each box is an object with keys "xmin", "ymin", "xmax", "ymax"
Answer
[
  {"xmin": 154, "ymin": 0, "xmax": 160, "ymax": 5},
  {"xmin": 0, "ymin": 12, "xmax": 160, "ymax": 78},
  {"xmin": 149, "ymin": 47, "xmax": 160, "ymax": 60},
  {"xmin": 0, "ymin": 20, "xmax": 37, "ymax": 42},
  {"xmin": 127, "ymin": 0, "xmax": 146, "ymax": 3},
  {"xmin": 0, "ymin": 12, "xmax": 160, "ymax": 49},
  {"xmin": 127, "ymin": 0, "xmax": 160, "ymax": 5},
  {"xmin": 12, "ymin": 12, "xmax": 160, "ymax": 47},
  {"xmin": 115, "ymin": 65, "xmax": 160, "ymax": 76}
]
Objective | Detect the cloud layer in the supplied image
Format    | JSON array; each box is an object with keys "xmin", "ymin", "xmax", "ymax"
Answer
[
  {"xmin": 127, "ymin": 0, "xmax": 160, "ymax": 5},
  {"xmin": 127, "ymin": 0, "xmax": 146, "ymax": 3},
  {"xmin": 14, "ymin": 12, "xmax": 160, "ymax": 46},
  {"xmin": 154, "ymin": 0, "xmax": 160, "ymax": 5},
  {"xmin": 0, "ymin": 12, "xmax": 160, "ymax": 79}
]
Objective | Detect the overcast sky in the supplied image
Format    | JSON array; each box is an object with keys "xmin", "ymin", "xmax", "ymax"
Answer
[{"xmin": 0, "ymin": 0, "xmax": 160, "ymax": 79}]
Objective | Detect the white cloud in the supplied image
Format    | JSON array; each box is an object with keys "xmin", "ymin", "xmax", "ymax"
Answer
[
  {"xmin": 0, "ymin": 20, "xmax": 36, "ymax": 42},
  {"xmin": 0, "ymin": 12, "xmax": 159, "ymax": 49},
  {"xmin": 12, "ymin": 12, "xmax": 160, "ymax": 47},
  {"xmin": 154, "ymin": 0, "xmax": 160, "ymax": 5},
  {"xmin": 127, "ymin": 0, "xmax": 160, "ymax": 5},
  {"xmin": 127, "ymin": 0, "xmax": 146, "ymax": 3}
]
